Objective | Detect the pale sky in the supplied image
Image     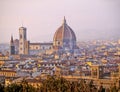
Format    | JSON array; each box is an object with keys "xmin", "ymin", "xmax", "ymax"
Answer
[{"xmin": 0, "ymin": 0, "xmax": 120, "ymax": 43}]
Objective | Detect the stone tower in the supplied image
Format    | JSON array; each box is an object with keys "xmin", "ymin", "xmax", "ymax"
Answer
[
  {"xmin": 91, "ymin": 65, "xmax": 104, "ymax": 79},
  {"xmin": 10, "ymin": 35, "xmax": 15, "ymax": 55},
  {"xmin": 19, "ymin": 27, "xmax": 29, "ymax": 55}
]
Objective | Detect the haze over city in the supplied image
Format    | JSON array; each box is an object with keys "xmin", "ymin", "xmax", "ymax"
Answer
[{"xmin": 0, "ymin": 0, "xmax": 120, "ymax": 43}]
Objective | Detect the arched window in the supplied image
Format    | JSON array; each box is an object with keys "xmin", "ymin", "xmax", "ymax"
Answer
[
  {"xmin": 58, "ymin": 42, "xmax": 60, "ymax": 45},
  {"xmin": 36, "ymin": 47, "xmax": 38, "ymax": 49},
  {"xmin": 20, "ymin": 34, "xmax": 22, "ymax": 39}
]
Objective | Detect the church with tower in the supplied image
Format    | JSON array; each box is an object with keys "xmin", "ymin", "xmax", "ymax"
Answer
[{"xmin": 10, "ymin": 17, "xmax": 79, "ymax": 56}]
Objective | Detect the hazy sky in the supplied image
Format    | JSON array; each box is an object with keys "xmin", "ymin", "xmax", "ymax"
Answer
[{"xmin": 0, "ymin": 0, "xmax": 120, "ymax": 43}]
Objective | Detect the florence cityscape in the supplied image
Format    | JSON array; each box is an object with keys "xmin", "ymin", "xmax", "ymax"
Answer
[{"xmin": 0, "ymin": 0, "xmax": 120, "ymax": 92}]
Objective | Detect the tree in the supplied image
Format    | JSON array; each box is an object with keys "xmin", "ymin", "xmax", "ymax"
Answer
[
  {"xmin": 110, "ymin": 84, "xmax": 118, "ymax": 92},
  {"xmin": 0, "ymin": 83, "xmax": 4, "ymax": 92},
  {"xmin": 5, "ymin": 83, "xmax": 22, "ymax": 92}
]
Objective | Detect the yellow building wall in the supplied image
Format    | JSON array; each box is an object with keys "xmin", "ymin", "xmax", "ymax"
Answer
[
  {"xmin": 0, "ymin": 56, "xmax": 9, "ymax": 60},
  {"xmin": 0, "ymin": 70, "xmax": 16, "ymax": 77}
]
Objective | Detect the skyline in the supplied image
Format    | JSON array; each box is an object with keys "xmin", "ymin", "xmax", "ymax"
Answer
[{"xmin": 0, "ymin": 0, "xmax": 120, "ymax": 43}]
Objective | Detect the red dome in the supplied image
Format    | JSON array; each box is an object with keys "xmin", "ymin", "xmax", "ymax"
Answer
[{"xmin": 53, "ymin": 17, "xmax": 76, "ymax": 50}]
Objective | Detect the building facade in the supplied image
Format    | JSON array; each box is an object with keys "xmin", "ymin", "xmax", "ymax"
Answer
[{"xmin": 29, "ymin": 43, "xmax": 53, "ymax": 55}]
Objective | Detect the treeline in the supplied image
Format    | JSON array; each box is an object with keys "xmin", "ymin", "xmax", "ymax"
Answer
[{"xmin": 0, "ymin": 76, "xmax": 119, "ymax": 92}]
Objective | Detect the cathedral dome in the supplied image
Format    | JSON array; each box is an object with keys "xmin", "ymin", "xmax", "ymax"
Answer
[{"xmin": 53, "ymin": 17, "xmax": 76, "ymax": 51}]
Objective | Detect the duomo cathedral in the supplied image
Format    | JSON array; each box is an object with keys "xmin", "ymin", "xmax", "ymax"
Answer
[{"xmin": 10, "ymin": 17, "xmax": 79, "ymax": 56}]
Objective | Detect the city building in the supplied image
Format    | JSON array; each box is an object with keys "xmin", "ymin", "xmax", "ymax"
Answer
[
  {"xmin": 0, "ymin": 70, "xmax": 16, "ymax": 77},
  {"xmin": 53, "ymin": 17, "xmax": 78, "ymax": 53}
]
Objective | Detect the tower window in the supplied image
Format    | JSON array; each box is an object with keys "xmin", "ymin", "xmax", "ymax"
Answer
[
  {"xmin": 36, "ymin": 47, "xmax": 38, "ymax": 49},
  {"xmin": 20, "ymin": 42, "xmax": 22, "ymax": 45},
  {"xmin": 58, "ymin": 42, "xmax": 60, "ymax": 45},
  {"xmin": 20, "ymin": 48, "xmax": 22, "ymax": 50},
  {"xmin": 20, "ymin": 34, "xmax": 22, "ymax": 39}
]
